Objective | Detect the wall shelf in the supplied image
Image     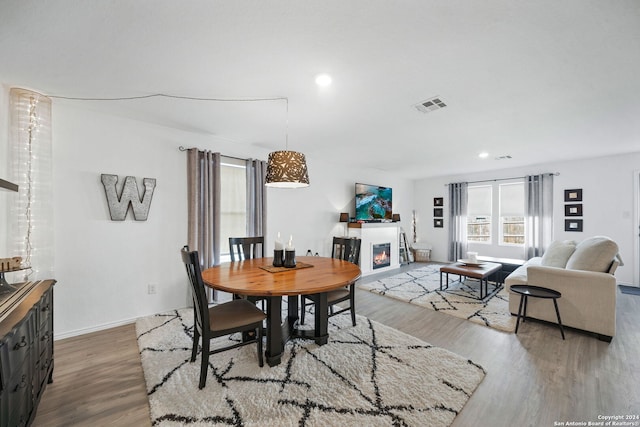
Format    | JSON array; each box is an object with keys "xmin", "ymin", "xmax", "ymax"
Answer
[
  {"xmin": 0, "ymin": 178, "xmax": 18, "ymax": 192},
  {"xmin": 348, "ymin": 222, "xmax": 398, "ymax": 229}
]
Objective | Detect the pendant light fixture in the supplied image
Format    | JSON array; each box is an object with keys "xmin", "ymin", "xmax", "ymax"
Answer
[{"xmin": 265, "ymin": 98, "xmax": 309, "ymax": 188}]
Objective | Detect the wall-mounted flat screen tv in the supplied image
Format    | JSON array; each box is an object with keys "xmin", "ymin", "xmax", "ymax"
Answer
[{"xmin": 355, "ymin": 183, "xmax": 393, "ymax": 221}]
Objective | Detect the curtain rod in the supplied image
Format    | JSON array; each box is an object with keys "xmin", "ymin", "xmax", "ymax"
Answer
[
  {"xmin": 446, "ymin": 172, "xmax": 559, "ymax": 186},
  {"xmin": 178, "ymin": 145, "xmax": 249, "ymax": 162}
]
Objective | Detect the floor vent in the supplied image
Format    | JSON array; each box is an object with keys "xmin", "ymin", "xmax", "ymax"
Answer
[{"xmin": 414, "ymin": 96, "xmax": 447, "ymax": 113}]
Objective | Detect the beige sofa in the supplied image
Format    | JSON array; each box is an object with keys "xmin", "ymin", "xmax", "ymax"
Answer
[{"xmin": 505, "ymin": 236, "xmax": 622, "ymax": 341}]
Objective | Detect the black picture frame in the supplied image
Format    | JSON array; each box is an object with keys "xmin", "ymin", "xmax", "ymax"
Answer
[
  {"xmin": 433, "ymin": 208, "xmax": 443, "ymax": 218},
  {"xmin": 434, "ymin": 218, "xmax": 443, "ymax": 228},
  {"xmin": 564, "ymin": 204, "xmax": 583, "ymax": 216},
  {"xmin": 565, "ymin": 219, "xmax": 583, "ymax": 232},
  {"xmin": 564, "ymin": 189, "xmax": 583, "ymax": 202},
  {"xmin": 433, "ymin": 197, "xmax": 444, "ymax": 206}
]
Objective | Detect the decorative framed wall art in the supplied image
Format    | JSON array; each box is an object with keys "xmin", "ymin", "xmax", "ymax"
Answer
[
  {"xmin": 434, "ymin": 218, "xmax": 443, "ymax": 228},
  {"xmin": 433, "ymin": 197, "xmax": 443, "ymax": 206},
  {"xmin": 433, "ymin": 208, "xmax": 443, "ymax": 218},
  {"xmin": 563, "ymin": 188, "xmax": 584, "ymax": 231},
  {"xmin": 564, "ymin": 189, "xmax": 582, "ymax": 202},
  {"xmin": 564, "ymin": 204, "xmax": 583, "ymax": 216},
  {"xmin": 565, "ymin": 219, "xmax": 583, "ymax": 232}
]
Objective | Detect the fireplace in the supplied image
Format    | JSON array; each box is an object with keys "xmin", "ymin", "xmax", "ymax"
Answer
[{"xmin": 372, "ymin": 243, "xmax": 391, "ymax": 270}]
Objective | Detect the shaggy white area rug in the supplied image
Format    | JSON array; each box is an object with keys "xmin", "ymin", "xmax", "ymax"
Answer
[
  {"xmin": 358, "ymin": 264, "xmax": 517, "ymax": 333},
  {"xmin": 136, "ymin": 308, "xmax": 485, "ymax": 426}
]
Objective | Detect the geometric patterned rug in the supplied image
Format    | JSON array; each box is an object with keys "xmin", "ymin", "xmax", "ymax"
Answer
[
  {"xmin": 358, "ymin": 264, "xmax": 517, "ymax": 333},
  {"xmin": 136, "ymin": 308, "xmax": 486, "ymax": 426}
]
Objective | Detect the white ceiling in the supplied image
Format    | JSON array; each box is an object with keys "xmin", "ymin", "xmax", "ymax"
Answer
[{"xmin": 1, "ymin": 0, "xmax": 639, "ymax": 179}]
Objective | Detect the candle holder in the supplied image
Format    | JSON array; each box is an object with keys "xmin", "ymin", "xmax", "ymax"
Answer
[
  {"xmin": 273, "ymin": 250, "xmax": 284, "ymax": 267},
  {"xmin": 284, "ymin": 249, "xmax": 296, "ymax": 268}
]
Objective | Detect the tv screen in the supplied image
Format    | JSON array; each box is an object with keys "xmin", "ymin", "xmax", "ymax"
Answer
[{"xmin": 355, "ymin": 183, "xmax": 392, "ymax": 221}]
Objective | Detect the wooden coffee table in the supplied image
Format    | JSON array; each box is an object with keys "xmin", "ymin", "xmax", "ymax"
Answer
[{"xmin": 439, "ymin": 261, "xmax": 503, "ymax": 300}]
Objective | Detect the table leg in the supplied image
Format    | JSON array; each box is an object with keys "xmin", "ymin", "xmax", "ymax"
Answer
[
  {"xmin": 314, "ymin": 292, "xmax": 329, "ymax": 345},
  {"xmin": 287, "ymin": 295, "xmax": 299, "ymax": 326},
  {"xmin": 265, "ymin": 296, "xmax": 283, "ymax": 367},
  {"xmin": 553, "ymin": 298, "xmax": 566, "ymax": 340},
  {"xmin": 515, "ymin": 294, "xmax": 526, "ymax": 334}
]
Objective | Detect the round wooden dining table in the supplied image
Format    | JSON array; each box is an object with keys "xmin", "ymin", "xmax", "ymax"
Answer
[{"xmin": 201, "ymin": 256, "xmax": 361, "ymax": 366}]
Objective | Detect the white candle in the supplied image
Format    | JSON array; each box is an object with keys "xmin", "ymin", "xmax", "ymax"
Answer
[
  {"xmin": 275, "ymin": 232, "xmax": 283, "ymax": 250},
  {"xmin": 287, "ymin": 235, "xmax": 294, "ymax": 250}
]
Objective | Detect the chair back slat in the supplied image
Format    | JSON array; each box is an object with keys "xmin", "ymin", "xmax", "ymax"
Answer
[
  {"xmin": 181, "ymin": 246, "xmax": 210, "ymax": 334},
  {"xmin": 229, "ymin": 237, "xmax": 265, "ymax": 261},
  {"xmin": 331, "ymin": 237, "xmax": 361, "ymax": 266}
]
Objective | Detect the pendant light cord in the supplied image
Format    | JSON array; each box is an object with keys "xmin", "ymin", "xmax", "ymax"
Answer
[{"xmin": 48, "ymin": 93, "xmax": 288, "ymax": 103}]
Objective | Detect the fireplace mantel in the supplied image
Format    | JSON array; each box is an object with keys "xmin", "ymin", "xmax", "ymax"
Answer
[{"xmin": 348, "ymin": 223, "xmax": 400, "ymax": 276}]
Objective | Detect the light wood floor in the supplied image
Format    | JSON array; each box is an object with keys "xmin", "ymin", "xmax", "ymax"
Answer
[{"xmin": 33, "ymin": 263, "xmax": 640, "ymax": 426}]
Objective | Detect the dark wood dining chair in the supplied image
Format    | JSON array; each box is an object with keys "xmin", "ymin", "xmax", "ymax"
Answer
[
  {"xmin": 181, "ymin": 246, "xmax": 266, "ymax": 389},
  {"xmin": 229, "ymin": 236, "xmax": 265, "ymax": 261},
  {"xmin": 300, "ymin": 237, "xmax": 361, "ymax": 327},
  {"xmin": 229, "ymin": 236, "xmax": 267, "ymax": 309}
]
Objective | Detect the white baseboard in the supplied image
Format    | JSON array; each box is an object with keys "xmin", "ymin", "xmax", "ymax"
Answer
[{"xmin": 54, "ymin": 316, "xmax": 139, "ymax": 340}]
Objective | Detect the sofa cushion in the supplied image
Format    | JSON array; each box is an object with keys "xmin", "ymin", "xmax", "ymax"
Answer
[
  {"xmin": 565, "ymin": 236, "xmax": 619, "ymax": 273},
  {"xmin": 541, "ymin": 240, "xmax": 577, "ymax": 268},
  {"xmin": 505, "ymin": 257, "xmax": 542, "ymax": 286}
]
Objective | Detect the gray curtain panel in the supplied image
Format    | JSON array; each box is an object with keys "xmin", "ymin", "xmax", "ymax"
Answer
[
  {"xmin": 187, "ymin": 149, "xmax": 221, "ymax": 301},
  {"xmin": 524, "ymin": 173, "xmax": 554, "ymax": 259},
  {"xmin": 448, "ymin": 182, "xmax": 468, "ymax": 262},
  {"xmin": 246, "ymin": 159, "xmax": 267, "ymax": 238}
]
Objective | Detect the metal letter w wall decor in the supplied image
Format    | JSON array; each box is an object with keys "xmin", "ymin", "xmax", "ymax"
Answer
[{"xmin": 101, "ymin": 174, "xmax": 156, "ymax": 221}]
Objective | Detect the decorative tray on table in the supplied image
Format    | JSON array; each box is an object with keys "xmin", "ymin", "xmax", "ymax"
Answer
[
  {"xmin": 457, "ymin": 259, "xmax": 485, "ymax": 267},
  {"xmin": 260, "ymin": 262, "xmax": 314, "ymax": 273}
]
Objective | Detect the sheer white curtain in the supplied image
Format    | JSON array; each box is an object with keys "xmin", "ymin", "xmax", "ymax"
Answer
[
  {"xmin": 187, "ymin": 149, "xmax": 221, "ymax": 301},
  {"xmin": 448, "ymin": 182, "xmax": 468, "ymax": 261},
  {"xmin": 246, "ymin": 159, "xmax": 267, "ymax": 238},
  {"xmin": 524, "ymin": 174, "xmax": 554, "ymax": 259}
]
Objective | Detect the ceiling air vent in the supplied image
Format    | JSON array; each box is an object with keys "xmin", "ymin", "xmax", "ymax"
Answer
[
  {"xmin": 495, "ymin": 155, "xmax": 512, "ymax": 160},
  {"xmin": 414, "ymin": 96, "xmax": 447, "ymax": 113}
]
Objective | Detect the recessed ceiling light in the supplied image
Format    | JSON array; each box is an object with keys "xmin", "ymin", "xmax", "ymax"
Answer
[
  {"xmin": 315, "ymin": 74, "xmax": 332, "ymax": 87},
  {"xmin": 479, "ymin": 152, "xmax": 489, "ymax": 159}
]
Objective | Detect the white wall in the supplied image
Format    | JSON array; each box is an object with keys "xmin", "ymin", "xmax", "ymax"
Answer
[
  {"xmin": 413, "ymin": 154, "xmax": 640, "ymax": 285},
  {"xmin": 0, "ymin": 86, "xmax": 11, "ymax": 256},
  {"xmin": 52, "ymin": 103, "xmax": 193, "ymax": 337},
  {"xmin": 0, "ymin": 96, "xmax": 413, "ymax": 338},
  {"xmin": 267, "ymin": 159, "xmax": 413, "ymax": 258}
]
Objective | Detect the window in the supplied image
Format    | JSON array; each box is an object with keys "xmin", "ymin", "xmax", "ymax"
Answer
[
  {"xmin": 467, "ymin": 185, "xmax": 492, "ymax": 243},
  {"xmin": 467, "ymin": 181, "xmax": 525, "ymax": 247},
  {"xmin": 220, "ymin": 159, "xmax": 246, "ymax": 261},
  {"xmin": 499, "ymin": 183, "xmax": 525, "ymax": 245}
]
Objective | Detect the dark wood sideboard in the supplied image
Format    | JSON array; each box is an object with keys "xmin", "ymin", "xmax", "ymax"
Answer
[{"xmin": 0, "ymin": 280, "xmax": 55, "ymax": 427}]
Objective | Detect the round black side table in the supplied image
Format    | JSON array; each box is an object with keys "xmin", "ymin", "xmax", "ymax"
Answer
[{"xmin": 510, "ymin": 284, "xmax": 565, "ymax": 340}]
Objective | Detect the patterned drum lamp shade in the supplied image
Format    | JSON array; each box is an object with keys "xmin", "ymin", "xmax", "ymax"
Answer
[{"xmin": 265, "ymin": 150, "xmax": 310, "ymax": 188}]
